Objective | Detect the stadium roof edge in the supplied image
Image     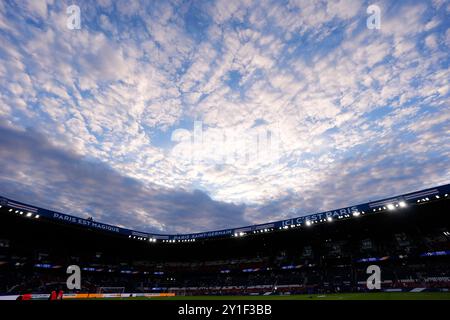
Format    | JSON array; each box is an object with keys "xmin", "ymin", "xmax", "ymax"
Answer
[{"xmin": 1, "ymin": 183, "xmax": 449, "ymax": 241}]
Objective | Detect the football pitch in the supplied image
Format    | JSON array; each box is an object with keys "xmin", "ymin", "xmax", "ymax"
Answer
[{"xmin": 89, "ymin": 292, "xmax": 450, "ymax": 300}]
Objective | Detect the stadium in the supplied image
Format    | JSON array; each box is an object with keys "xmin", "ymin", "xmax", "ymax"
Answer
[
  {"xmin": 1, "ymin": 184, "xmax": 449, "ymax": 300},
  {"xmin": 1, "ymin": 1, "xmax": 450, "ymax": 312}
]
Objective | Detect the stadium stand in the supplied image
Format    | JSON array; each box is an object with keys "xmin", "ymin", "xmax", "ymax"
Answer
[{"xmin": 0, "ymin": 185, "xmax": 449, "ymax": 297}]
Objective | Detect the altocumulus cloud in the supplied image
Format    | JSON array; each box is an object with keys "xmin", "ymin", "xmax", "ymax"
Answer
[{"xmin": 0, "ymin": 0, "xmax": 449, "ymax": 232}]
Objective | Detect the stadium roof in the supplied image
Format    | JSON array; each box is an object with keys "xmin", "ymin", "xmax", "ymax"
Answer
[{"xmin": 1, "ymin": 183, "xmax": 449, "ymax": 242}]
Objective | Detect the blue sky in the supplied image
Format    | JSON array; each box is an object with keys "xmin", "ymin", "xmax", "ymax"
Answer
[{"xmin": 0, "ymin": 0, "xmax": 449, "ymax": 233}]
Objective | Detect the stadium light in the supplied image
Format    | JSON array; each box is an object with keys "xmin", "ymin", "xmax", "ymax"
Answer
[
  {"xmin": 305, "ymin": 220, "xmax": 311, "ymax": 226},
  {"xmin": 26, "ymin": 212, "xmax": 32, "ymax": 217},
  {"xmin": 387, "ymin": 204, "xmax": 395, "ymax": 211},
  {"xmin": 9, "ymin": 209, "xmax": 13, "ymax": 212},
  {"xmin": 35, "ymin": 215, "xmax": 40, "ymax": 219},
  {"xmin": 327, "ymin": 217, "xmax": 333, "ymax": 222},
  {"xmin": 399, "ymin": 201, "xmax": 406, "ymax": 208},
  {"xmin": 353, "ymin": 211, "xmax": 360, "ymax": 217}
]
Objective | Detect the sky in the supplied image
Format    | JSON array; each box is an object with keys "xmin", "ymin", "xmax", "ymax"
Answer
[{"xmin": 0, "ymin": 0, "xmax": 449, "ymax": 234}]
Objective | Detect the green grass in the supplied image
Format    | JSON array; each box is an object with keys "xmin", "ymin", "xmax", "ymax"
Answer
[{"xmin": 86, "ymin": 292, "xmax": 450, "ymax": 300}]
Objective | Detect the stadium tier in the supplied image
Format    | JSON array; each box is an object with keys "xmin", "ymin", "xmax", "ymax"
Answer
[{"xmin": 0, "ymin": 184, "xmax": 449, "ymax": 298}]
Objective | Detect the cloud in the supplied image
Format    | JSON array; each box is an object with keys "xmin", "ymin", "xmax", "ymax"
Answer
[
  {"xmin": 425, "ymin": 34, "xmax": 438, "ymax": 49},
  {"xmin": 0, "ymin": 0, "xmax": 449, "ymax": 233}
]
